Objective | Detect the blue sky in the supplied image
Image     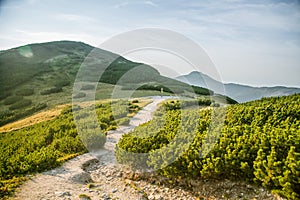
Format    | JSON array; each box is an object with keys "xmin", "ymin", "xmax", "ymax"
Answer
[{"xmin": 0, "ymin": 0, "xmax": 299, "ymax": 87}]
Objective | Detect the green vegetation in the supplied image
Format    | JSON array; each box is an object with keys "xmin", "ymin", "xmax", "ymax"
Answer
[
  {"xmin": 79, "ymin": 193, "xmax": 91, "ymax": 200},
  {"xmin": 100, "ymin": 57, "xmax": 161, "ymax": 84},
  {"xmin": 8, "ymin": 99, "xmax": 32, "ymax": 110},
  {"xmin": 3, "ymin": 96, "xmax": 23, "ymax": 105},
  {"xmin": 40, "ymin": 87, "xmax": 63, "ymax": 95},
  {"xmin": 1, "ymin": 41, "xmax": 226, "ymax": 127},
  {"xmin": 80, "ymin": 84, "xmax": 95, "ymax": 90},
  {"xmin": 15, "ymin": 88, "xmax": 34, "ymax": 96},
  {"xmin": 54, "ymin": 79, "xmax": 70, "ymax": 88},
  {"xmin": 0, "ymin": 41, "xmax": 92, "ymax": 125},
  {"xmin": 0, "ymin": 93, "xmax": 11, "ymax": 101},
  {"xmin": 116, "ymin": 94, "xmax": 300, "ymax": 200},
  {"xmin": 2, "ymin": 40, "xmax": 297, "ymax": 200},
  {"xmin": 162, "ymin": 98, "xmax": 216, "ymax": 111},
  {"xmin": 0, "ymin": 103, "xmax": 47, "ymax": 127},
  {"xmin": 160, "ymin": 96, "xmax": 236, "ymax": 112},
  {"xmin": 121, "ymin": 82, "xmax": 213, "ymax": 96},
  {"xmin": 0, "ymin": 100, "xmax": 141, "ymax": 198},
  {"xmin": 73, "ymin": 92, "xmax": 87, "ymax": 99}
]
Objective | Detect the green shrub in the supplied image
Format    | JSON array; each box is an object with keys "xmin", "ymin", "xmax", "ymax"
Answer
[
  {"xmin": 0, "ymin": 103, "xmax": 47, "ymax": 128},
  {"xmin": 116, "ymin": 117, "xmax": 130, "ymax": 125},
  {"xmin": 0, "ymin": 92, "xmax": 11, "ymax": 101},
  {"xmin": 3, "ymin": 96, "xmax": 23, "ymax": 105},
  {"xmin": 73, "ymin": 92, "xmax": 86, "ymax": 98},
  {"xmin": 0, "ymin": 177, "xmax": 27, "ymax": 198},
  {"xmin": 138, "ymin": 84, "xmax": 174, "ymax": 94},
  {"xmin": 40, "ymin": 87, "xmax": 63, "ymax": 95},
  {"xmin": 80, "ymin": 85, "xmax": 94, "ymax": 90},
  {"xmin": 197, "ymin": 98, "xmax": 212, "ymax": 106},
  {"xmin": 192, "ymin": 85, "xmax": 212, "ymax": 95},
  {"xmin": 54, "ymin": 80, "xmax": 70, "ymax": 88},
  {"xmin": 162, "ymin": 99, "xmax": 213, "ymax": 111},
  {"xmin": 9, "ymin": 99, "xmax": 32, "ymax": 110},
  {"xmin": 80, "ymin": 130, "xmax": 106, "ymax": 151},
  {"xmin": 128, "ymin": 103, "xmax": 139, "ymax": 113},
  {"xmin": 15, "ymin": 88, "xmax": 34, "ymax": 96},
  {"xmin": 79, "ymin": 194, "xmax": 91, "ymax": 200}
]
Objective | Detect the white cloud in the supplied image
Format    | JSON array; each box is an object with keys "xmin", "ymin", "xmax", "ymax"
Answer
[
  {"xmin": 114, "ymin": 0, "xmax": 158, "ymax": 9},
  {"xmin": 51, "ymin": 14, "xmax": 95, "ymax": 22},
  {"xmin": 143, "ymin": 1, "xmax": 158, "ymax": 7},
  {"xmin": 26, "ymin": 0, "xmax": 39, "ymax": 4},
  {"xmin": 114, "ymin": 2, "xmax": 129, "ymax": 9}
]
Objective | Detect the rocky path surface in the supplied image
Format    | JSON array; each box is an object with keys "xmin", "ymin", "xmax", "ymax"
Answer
[{"xmin": 13, "ymin": 97, "xmax": 284, "ymax": 200}]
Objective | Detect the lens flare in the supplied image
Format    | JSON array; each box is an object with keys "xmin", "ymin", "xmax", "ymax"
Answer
[{"xmin": 18, "ymin": 46, "xmax": 33, "ymax": 58}]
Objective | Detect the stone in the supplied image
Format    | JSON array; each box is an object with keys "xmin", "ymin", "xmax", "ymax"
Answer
[
  {"xmin": 154, "ymin": 194, "xmax": 164, "ymax": 200},
  {"xmin": 69, "ymin": 172, "xmax": 93, "ymax": 184},
  {"xmin": 116, "ymin": 172, "xmax": 123, "ymax": 177},
  {"xmin": 54, "ymin": 191, "xmax": 71, "ymax": 197},
  {"xmin": 102, "ymin": 193, "xmax": 110, "ymax": 200},
  {"xmin": 148, "ymin": 194, "xmax": 155, "ymax": 200},
  {"xmin": 112, "ymin": 188, "xmax": 118, "ymax": 193}
]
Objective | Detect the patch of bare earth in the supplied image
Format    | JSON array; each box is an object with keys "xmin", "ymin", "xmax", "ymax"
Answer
[{"xmin": 12, "ymin": 97, "xmax": 285, "ymax": 200}]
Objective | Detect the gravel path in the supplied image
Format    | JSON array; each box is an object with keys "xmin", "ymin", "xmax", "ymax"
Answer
[
  {"xmin": 13, "ymin": 97, "xmax": 167, "ymax": 200},
  {"xmin": 12, "ymin": 96, "xmax": 284, "ymax": 200}
]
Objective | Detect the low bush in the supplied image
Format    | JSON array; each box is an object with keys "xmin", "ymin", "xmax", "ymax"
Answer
[
  {"xmin": 3, "ymin": 96, "xmax": 23, "ymax": 105},
  {"xmin": 54, "ymin": 80, "xmax": 70, "ymax": 88},
  {"xmin": 0, "ymin": 92, "xmax": 11, "ymax": 101},
  {"xmin": 0, "ymin": 103, "xmax": 47, "ymax": 126},
  {"xmin": 73, "ymin": 92, "xmax": 86, "ymax": 99},
  {"xmin": 15, "ymin": 89, "xmax": 34, "ymax": 96},
  {"xmin": 9, "ymin": 99, "xmax": 32, "ymax": 110},
  {"xmin": 40, "ymin": 87, "xmax": 63, "ymax": 95},
  {"xmin": 80, "ymin": 85, "xmax": 94, "ymax": 90}
]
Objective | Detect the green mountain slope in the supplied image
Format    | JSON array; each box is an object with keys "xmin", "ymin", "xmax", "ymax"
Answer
[
  {"xmin": 0, "ymin": 41, "xmax": 93, "ymax": 92},
  {"xmin": 1, "ymin": 41, "xmax": 231, "ymax": 126}
]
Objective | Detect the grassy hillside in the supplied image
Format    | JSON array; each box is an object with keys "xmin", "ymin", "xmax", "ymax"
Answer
[
  {"xmin": 0, "ymin": 41, "xmax": 221, "ymax": 126},
  {"xmin": 116, "ymin": 94, "xmax": 300, "ymax": 200}
]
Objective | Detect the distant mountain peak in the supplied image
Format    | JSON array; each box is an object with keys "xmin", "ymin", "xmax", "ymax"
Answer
[{"xmin": 176, "ymin": 71, "xmax": 300, "ymax": 102}]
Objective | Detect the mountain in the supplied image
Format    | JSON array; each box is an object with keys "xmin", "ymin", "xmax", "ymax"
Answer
[
  {"xmin": 0, "ymin": 40, "xmax": 212, "ymax": 100},
  {"xmin": 176, "ymin": 71, "xmax": 300, "ymax": 102},
  {"xmin": 1, "ymin": 41, "xmax": 235, "ymax": 126}
]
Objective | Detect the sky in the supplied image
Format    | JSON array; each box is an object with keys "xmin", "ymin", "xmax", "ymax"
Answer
[{"xmin": 0, "ymin": 0, "xmax": 299, "ymax": 87}]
